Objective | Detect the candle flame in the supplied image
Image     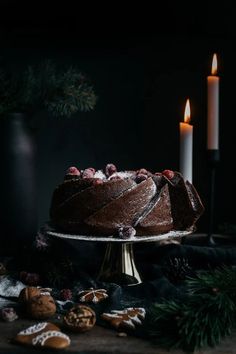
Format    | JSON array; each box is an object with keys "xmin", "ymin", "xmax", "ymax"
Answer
[
  {"xmin": 211, "ymin": 53, "xmax": 218, "ymax": 75},
  {"xmin": 184, "ymin": 99, "xmax": 191, "ymax": 124}
]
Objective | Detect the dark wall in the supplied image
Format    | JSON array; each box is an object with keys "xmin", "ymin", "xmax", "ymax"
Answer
[{"xmin": 1, "ymin": 2, "xmax": 235, "ymax": 234}]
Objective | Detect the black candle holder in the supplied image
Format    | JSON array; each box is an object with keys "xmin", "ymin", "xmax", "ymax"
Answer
[{"xmin": 207, "ymin": 149, "xmax": 220, "ymax": 246}]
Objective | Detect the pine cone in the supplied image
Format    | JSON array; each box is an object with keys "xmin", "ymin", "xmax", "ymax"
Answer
[{"xmin": 163, "ymin": 256, "xmax": 194, "ymax": 284}]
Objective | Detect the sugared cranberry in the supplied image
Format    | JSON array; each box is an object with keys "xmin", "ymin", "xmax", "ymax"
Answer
[
  {"xmin": 66, "ymin": 166, "xmax": 81, "ymax": 176},
  {"xmin": 60, "ymin": 289, "xmax": 73, "ymax": 301},
  {"xmin": 137, "ymin": 168, "xmax": 148, "ymax": 175},
  {"xmin": 82, "ymin": 168, "xmax": 96, "ymax": 179},
  {"xmin": 93, "ymin": 178, "xmax": 103, "ymax": 185},
  {"xmin": 162, "ymin": 169, "xmax": 175, "ymax": 179},
  {"xmin": 118, "ymin": 226, "xmax": 136, "ymax": 239},
  {"xmin": 135, "ymin": 174, "xmax": 148, "ymax": 183},
  {"xmin": 1, "ymin": 307, "xmax": 18, "ymax": 322},
  {"xmin": 105, "ymin": 163, "xmax": 117, "ymax": 177}
]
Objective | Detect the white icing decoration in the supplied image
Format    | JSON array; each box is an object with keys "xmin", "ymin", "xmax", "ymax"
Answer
[
  {"xmin": 125, "ymin": 307, "xmax": 146, "ymax": 318},
  {"xmin": 19, "ymin": 323, "xmax": 48, "ymax": 335},
  {"xmin": 111, "ymin": 309, "xmax": 127, "ymax": 314},
  {"xmin": 129, "ymin": 314, "xmax": 142, "ymax": 325},
  {"xmin": 103, "ymin": 307, "xmax": 146, "ymax": 329},
  {"xmin": 32, "ymin": 330, "xmax": 70, "ymax": 346},
  {"xmin": 80, "ymin": 295, "xmax": 86, "ymax": 302},
  {"xmin": 108, "ymin": 171, "xmax": 134, "ymax": 179},
  {"xmin": 111, "ymin": 307, "xmax": 146, "ymax": 327},
  {"xmin": 111, "ymin": 307, "xmax": 145, "ymax": 316},
  {"xmin": 93, "ymin": 295, "xmax": 99, "ymax": 303}
]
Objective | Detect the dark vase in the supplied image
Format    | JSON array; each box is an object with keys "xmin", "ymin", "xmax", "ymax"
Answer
[{"xmin": 0, "ymin": 113, "xmax": 37, "ymax": 254}]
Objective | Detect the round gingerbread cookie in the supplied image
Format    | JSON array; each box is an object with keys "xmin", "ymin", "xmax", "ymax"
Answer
[{"xmin": 63, "ymin": 305, "xmax": 96, "ymax": 332}]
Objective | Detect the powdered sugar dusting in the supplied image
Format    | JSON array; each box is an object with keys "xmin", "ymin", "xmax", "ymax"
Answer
[
  {"xmin": 108, "ymin": 171, "xmax": 134, "ymax": 180},
  {"xmin": 94, "ymin": 170, "xmax": 107, "ymax": 180},
  {"xmin": 47, "ymin": 228, "xmax": 194, "ymax": 242}
]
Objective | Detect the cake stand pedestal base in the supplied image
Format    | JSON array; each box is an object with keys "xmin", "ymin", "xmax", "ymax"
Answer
[
  {"xmin": 46, "ymin": 226, "xmax": 193, "ymax": 286},
  {"xmin": 96, "ymin": 243, "xmax": 141, "ymax": 286}
]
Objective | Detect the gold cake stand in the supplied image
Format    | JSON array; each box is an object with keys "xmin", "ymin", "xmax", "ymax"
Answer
[{"xmin": 46, "ymin": 228, "xmax": 193, "ymax": 286}]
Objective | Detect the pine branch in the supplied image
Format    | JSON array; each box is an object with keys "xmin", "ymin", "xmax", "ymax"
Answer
[
  {"xmin": 44, "ymin": 66, "xmax": 97, "ymax": 116},
  {"xmin": 0, "ymin": 61, "xmax": 97, "ymax": 117},
  {"xmin": 187, "ymin": 265, "xmax": 236, "ymax": 301},
  {"xmin": 0, "ymin": 69, "xmax": 20, "ymax": 114},
  {"xmin": 145, "ymin": 266, "xmax": 236, "ymax": 352}
]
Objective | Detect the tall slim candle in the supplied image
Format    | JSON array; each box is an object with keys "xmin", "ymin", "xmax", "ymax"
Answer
[
  {"xmin": 180, "ymin": 99, "xmax": 193, "ymax": 182},
  {"xmin": 207, "ymin": 53, "xmax": 219, "ymax": 150}
]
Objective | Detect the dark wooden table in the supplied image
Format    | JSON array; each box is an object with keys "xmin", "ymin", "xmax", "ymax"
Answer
[
  {"xmin": 1, "ymin": 318, "xmax": 236, "ymax": 354},
  {"xmin": 1, "ymin": 233, "xmax": 236, "ymax": 353}
]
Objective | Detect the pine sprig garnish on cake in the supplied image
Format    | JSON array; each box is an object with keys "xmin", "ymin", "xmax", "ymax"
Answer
[{"xmin": 145, "ymin": 266, "xmax": 236, "ymax": 352}]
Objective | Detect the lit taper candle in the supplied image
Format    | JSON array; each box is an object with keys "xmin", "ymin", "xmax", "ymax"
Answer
[
  {"xmin": 180, "ymin": 99, "xmax": 193, "ymax": 182},
  {"xmin": 207, "ymin": 53, "xmax": 219, "ymax": 150}
]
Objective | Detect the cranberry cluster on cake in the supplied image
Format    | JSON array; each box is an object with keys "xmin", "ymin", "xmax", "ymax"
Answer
[{"xmin": 49, "ymin": 164, "xmax": 204, "ymax": 237}]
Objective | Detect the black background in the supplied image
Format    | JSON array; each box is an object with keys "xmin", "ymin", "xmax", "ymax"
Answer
[{"xmin": 0, "ymin": 1, "xmax": 235, "ymax": 234}]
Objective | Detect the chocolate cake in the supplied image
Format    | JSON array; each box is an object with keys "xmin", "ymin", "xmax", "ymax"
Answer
[{"xmin": 49, "ymin": 164, "xmax": 204, "ymax": 237}]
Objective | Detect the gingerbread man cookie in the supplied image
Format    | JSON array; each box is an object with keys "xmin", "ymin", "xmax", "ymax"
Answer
[{"xmin": 101, "ymin": 307, "xmax": 146, "ymax": 330}]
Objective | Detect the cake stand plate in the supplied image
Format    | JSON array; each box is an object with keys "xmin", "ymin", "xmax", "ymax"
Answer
[{"xmin": 46, "ymin": 228, "xmax": 193, "ymax": 286}]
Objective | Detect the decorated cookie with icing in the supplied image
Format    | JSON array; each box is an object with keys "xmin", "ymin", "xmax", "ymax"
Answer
[
  {"xmin": 14, "ymin": 322, "xmax": 70, "ymax": 349},
  {"xmin": 78, "ymin": 288, "xmax": 108, "ymax": 303},
  {"xmin": 19, "ymin": 287, "xmax": 52, "ymax": 304},
  {"xmin": 101, "ymin": 307, "xmax": 146, "ymax": 330},
  {"xmin": 63, "ymin": 305, "xmax": 96, "ymax": 332}
]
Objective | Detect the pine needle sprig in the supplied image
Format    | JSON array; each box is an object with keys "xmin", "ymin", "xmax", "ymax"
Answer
[
  {"xmin": 0, "ymin": 61, "xmax": 97, "ymax": 118},
  {"xmin": 146, "ymin": 266, "xmax": 236, "ymax": 352},
  {"xmin": 147, "ymin": 300, "xmax": 183, "ymax": 348},
  {"xmin": 0, "ymin": 69, "xmax": 20, "ymax": 114},
  {"xmin": 20, "ymin": 66, "xmax": 38, "ymax": 107},
  {"xmin": 187, "ymin": 265, "xmax": 236, "ymax": 301},
  {"xmin": 178, "ymin": 293, "xmax": 235, "ymax": 350},
  {"xmin": 44, "ymin": 66, "xmax": 97, "ymax": 116}
]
